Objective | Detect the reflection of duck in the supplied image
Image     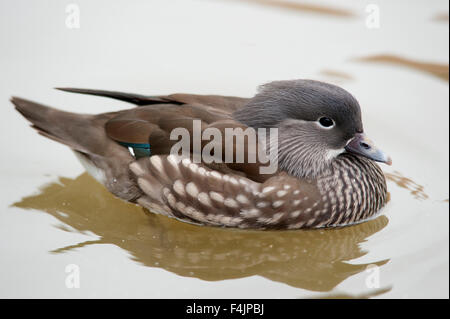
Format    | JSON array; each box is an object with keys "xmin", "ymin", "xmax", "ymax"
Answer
[
  {"xmin": 12, "ymin": 80, "xmax": 391, "ymax": 229},
  {"xmin": 13, "ymin": 173, "xmax": 389, "ymax": 292}
]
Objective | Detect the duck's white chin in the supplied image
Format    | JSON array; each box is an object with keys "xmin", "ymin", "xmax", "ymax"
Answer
[{"xmin": 325, "ymin": 148, "xmax": 346, "ymax": 161}]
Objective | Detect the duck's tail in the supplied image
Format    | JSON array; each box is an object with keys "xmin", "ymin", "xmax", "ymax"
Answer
[{"xmin": 11, "ymin": 97, "xmax": 110, "ymax": 155}]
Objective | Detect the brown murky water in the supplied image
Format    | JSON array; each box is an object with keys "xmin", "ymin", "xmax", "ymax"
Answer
[{"xmin": 0, "ymin": 0, "xmax": 448, "ymax": 298}]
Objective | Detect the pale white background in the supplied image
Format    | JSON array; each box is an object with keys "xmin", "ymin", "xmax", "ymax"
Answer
[{"xmin": 0, "ymin": 0, "xmax": 448, "ymax": 298}]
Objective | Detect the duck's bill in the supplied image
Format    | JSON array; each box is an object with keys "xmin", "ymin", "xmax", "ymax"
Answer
[{"xmin": 345, "ymin": 133, "xmax": 392, "ymax": 165}]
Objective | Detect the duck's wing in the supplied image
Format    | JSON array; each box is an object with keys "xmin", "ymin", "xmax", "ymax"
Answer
[
  {"xmin": 102, "ymin": 105, "xmax": 325, "ymax": 229},
  {"xmin": 103, "ymin": 105, "xmax": 275, "ymax": 180},
  {"xmin": 130, "ymin": 154, "xmax": 322, "ymax": 229},
  {"xmin": 56, "ymin": 87, "xmax": 249, "ymax": 112}
]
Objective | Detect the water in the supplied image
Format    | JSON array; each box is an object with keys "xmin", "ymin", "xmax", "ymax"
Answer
[{"xmin": 0, "ymin": 0, "xmax": 448, "ymax": 298}]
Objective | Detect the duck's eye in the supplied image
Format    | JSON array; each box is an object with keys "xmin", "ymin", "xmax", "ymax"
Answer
[{"xmin": 318, "ymin": 117, "xmax": 334, "ymax": 128}]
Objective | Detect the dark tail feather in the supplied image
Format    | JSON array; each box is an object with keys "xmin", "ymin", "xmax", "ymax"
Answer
[
  {"xmin": 12, "ymin": 97, "xmax": 103, "ymax": 154},
  {"xmin": 55, "ymin": 87, "xmax": 180, "ymax": 106}
]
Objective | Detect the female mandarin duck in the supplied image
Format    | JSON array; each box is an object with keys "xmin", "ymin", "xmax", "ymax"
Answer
[{"xmin": 12, "ymin": 80, "xmax": 391, "ymax": 229}]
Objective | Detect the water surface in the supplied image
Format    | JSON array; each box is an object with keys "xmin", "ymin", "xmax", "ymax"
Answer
[{"xmin": 0, "ymin": 0, "xmax": 448, "ymax": 298}]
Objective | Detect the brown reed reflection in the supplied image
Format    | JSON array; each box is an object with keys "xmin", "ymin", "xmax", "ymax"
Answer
[
  {"xmin": 385, "ymin": 171, "xmax": 429, "ymax": 201},
  {"xmin": 12, "ymin": 173, "xmax": 389, "ymax": 292},
  {"xmin": 320, "ymin": 69, "xmax": 353, "ymax": 81},
  {"xmin": 231, "ymin": 0, "xmax": 355, "ymax": 18},
  {"xmin": 354, "ymin": 54, "xmax": 449, "ymax": 82},
  {"xmin": 433, "ymin": 13, "xmax": 449, "ymax": 23}
]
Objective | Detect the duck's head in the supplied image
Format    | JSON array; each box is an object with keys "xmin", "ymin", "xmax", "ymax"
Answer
[{"xmin": 233, "ymin": 79, "xmax": 391, "ymax": 178}]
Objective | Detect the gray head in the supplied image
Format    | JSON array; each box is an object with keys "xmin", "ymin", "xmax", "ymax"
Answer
[{"xmin": 233, "ymin": 79, "xmax": 391, "ymax": 178}]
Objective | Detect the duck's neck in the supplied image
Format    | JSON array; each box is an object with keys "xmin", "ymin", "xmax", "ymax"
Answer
[{"xmin": 268, "ymin": 136, "xmax": 338, "ymax": 180}]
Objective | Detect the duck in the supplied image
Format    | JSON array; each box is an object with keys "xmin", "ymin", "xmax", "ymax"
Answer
[{"xmin": 11, "ymin": 79, "xmax": 391, "ymax": 230}]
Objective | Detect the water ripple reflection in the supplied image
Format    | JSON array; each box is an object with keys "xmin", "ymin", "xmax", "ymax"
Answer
[{"xmin": 13, "ymin": 173, "xmax": 390, "ymax": 292}]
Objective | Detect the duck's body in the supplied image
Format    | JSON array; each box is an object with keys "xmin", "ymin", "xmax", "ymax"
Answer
[{"xmin": 12, "ymin": 80, "xmax": 390, "ymax": 229}]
